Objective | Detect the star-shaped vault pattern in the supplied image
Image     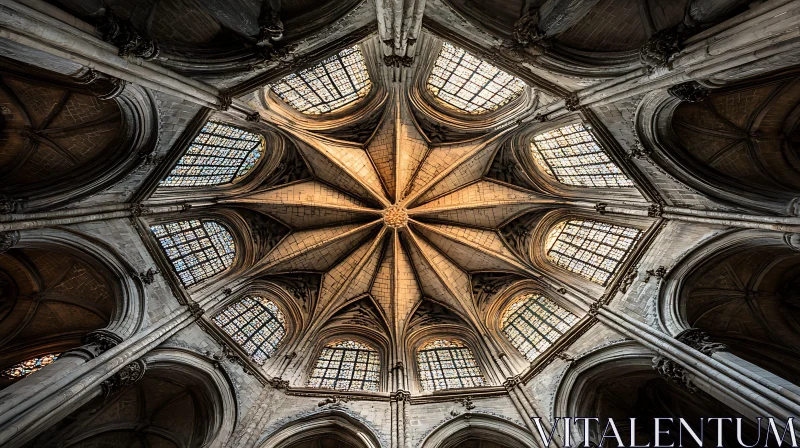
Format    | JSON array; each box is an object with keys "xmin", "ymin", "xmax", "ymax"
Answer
[{"xmin": 228, "ymin": 87, "xmax": 565, "ymax": 337}]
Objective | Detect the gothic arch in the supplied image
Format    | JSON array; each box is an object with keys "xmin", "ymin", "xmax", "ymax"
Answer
[
  {"xmin": 483, "ymin": 279, "xmax": 587, "ymax": 371},
  {"xmin": 408, "ymin": 36, "xmax": 536, "ymax": 135},
  {"xmin": 0, "ymin": 227, "xmax": 145, "ymax": 384},
  {"xmin": 419, "ymin": 413, "xmax": 536, "ymax": 448},
  {"xmin": 0, "ymin": 59, "xmax": 157, "ymax": 211},
  {"xmin": 301, "ymin": 326, "xmax": 390, "ymax": 392},
  {"xmin": 641, "ymin": 68, "xmax": 800, "ymax": 215},
  {"xmin": 258, "ymin": 38, "xmax": 389, "ymax": 137},
  {"xmin": 659, "ymin": 228, "xmax": 800, "ymax": 384},
  {"xmin": 509, "ymin": 207, "xmax": 652, "ymax": 295},
  {"xmin": 150, "ymin": 116, "xmax": 287, "ymax": 202},
  {"xmin": 553, "ymin": 341, "xmax": 761, "ymax": 447},
  {"xmin": 144, "ymin": 208, "xmax": 288, "ymax": 293},
  {"xmin": 24, "ymin": 348, "xmax": 237, "ymax": 448},
  {"xmin": 508, "ymin": 114, "xmax": 646, "ymax": 202},
  {"xmin": 256, "ymin": 408, "xmax": 385, "ymax": 448}
]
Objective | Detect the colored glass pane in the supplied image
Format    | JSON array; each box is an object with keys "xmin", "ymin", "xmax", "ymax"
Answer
[
  {"xmin": 502, "ymin": 294, "xmax": 578, "ymax": 361},
  {"xmin": 151, "ymin": 220, "xmax": 236, "ymax": 286},
  {"xmin": 213, "ymin": 296, "xmax": 286, "ymax": 365},
  {"xmin": 1, "ymin": 353, "xmax": 59, "ymax": 379},
  {"xmin": 307, "ymin": 340, "xmax": 380, "ymax": 392},
  {"xmin": 417, "ymin": 339, "xmax": 484, "ymax": 391}
]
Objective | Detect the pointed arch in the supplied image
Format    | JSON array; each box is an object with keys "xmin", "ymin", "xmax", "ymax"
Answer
[
  {"xmin": 416, "ymin": 338, "xmax": 485, "ymax": 391},
  {"xmin": 307, "ymin": 339, "xmax": 381, "ymax": 392},
  {"xmin": 150, "ymin": 219, "xmax": 236, "ymax": 287}
]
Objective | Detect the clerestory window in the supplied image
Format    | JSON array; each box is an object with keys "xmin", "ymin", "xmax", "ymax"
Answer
[
  {"xmin": 417, "ymin": 339, "xmax": 484, "ymax": 391},
  {"xmin": 307, "ymin": 340, "xmax": 381, "ymax": 392},
  {"xmin": 502, "ymin": 294, "xmax": 578, "ymax": 361},
  {"xmin": 151, "ymin": 220, "xmax": 236, "ymax": 287},
  {"xmin": 213, "ymin": 296, "xmax": 286, "ymax": 365}
]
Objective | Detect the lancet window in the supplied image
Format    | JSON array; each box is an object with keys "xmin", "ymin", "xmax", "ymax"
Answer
[
  {"xmin": 502, "ymin": 294, "xmax": 578, "ymax": 361},
  {"xmin": 151, "ymin": 220, "xmax": 236, "ymax": 286},
  {"xmin": 213, "ymin": 296, "xmax": 286, "ymax": 365},
  {"xmin": 1, "ymin": 354, "xmax": 59, "ymax": 379},
  {"xmin": 308, "ymin": 340, "xmax": 381, "ymax": 392},
  {"xmin": 417, "ymin": 339, "xmax": 484, "ymax": 391}
]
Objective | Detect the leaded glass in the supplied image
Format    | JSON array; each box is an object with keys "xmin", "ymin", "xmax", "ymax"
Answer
[
  {"xmin": 417, "ymin": 339, "xmax": 484, "ymax": 391},
  {"xmin": 426, "ymin": 42, "xmax": 525, "ymax": 114},
  {"xmin": 1, "ymin": 353, "xmax": 59, "ymax": 379},
  {"xmin": 270, "ymin": 46, "xmax": 372, "ymax": 115},
  {"xmin": 151, "ymin": 220, "xmax": 236, "ymax": 287},
  {"xmin": 213, "ymin": 296, "xmax": 286, "ymax": 365},
  {"xmin": 307, "ymin": 340, "xmax": 380, "ymax": 392},
  {"xmin": 502, "ymin": 294, "xmax": 578, "ymax": 361},
  {"xmin": 546, "ymin": 220, "xmax": 642, "ymax": 285},
  {"xmin": 531, "ymin": 123, "xmax": 633, "ymax": 188},
  {"xmin": 160, "ymin": 122, "xmax": 264, "ymax": 187}
]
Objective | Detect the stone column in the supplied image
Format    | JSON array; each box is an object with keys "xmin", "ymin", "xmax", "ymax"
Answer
[
  {"xmin": 0, "ymin": 305, "xmax": 203, "ymax": 447},
  {"xmin": 590, "ymin": 303, "xmax": 800, "ymax": 429}
]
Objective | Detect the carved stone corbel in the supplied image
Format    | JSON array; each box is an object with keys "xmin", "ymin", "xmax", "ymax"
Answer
[
  {"xmin": 258, "ymin": 1, "xmax": 284, "ymax": 45},
  {"xmin": 63, "ymin": 330, "xmax": 123, "ymax": 360},
  {"xmin": 268, "ymin": 377, "xmax": 290, "ymax": 389},
  {"xmin": 502, "ymin": 375, "xmax": 522, "ymax": 391},
  {"xmin": 639, "ymin": 25, "xmax": 691, "ymax": 74},
  {"xmin": 675, "ymin": 329, "xmax": 728, "ymax": 356},
  {"xmin": 667, "ymin": 81, "xmax": 710, "ymax": 103},
  {"xmin": 0, "ymin": 195, "xmax": 23, "ymax": 214},
  {"xmin": 391, "ymin": 390, "xmax": 411, "ymax": 402},
  {"xmin": 0, "ymin": 231, "xmax": 20, "ymax": 254},
  {"xmin": 653, "ymin": 355, "xmax": 698, "ymax": 393},
  {"xmin": 101, "ymin": 359, "xmax": 146, "ymax": 397},
  {"xmin": 564, "ymin": 93, "xmax": 580, "ymax": 112},
  {"xmin": 96, "ymin": 11, "xmax": 159, "ymax": 60}
]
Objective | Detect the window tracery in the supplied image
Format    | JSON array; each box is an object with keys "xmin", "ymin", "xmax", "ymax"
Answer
[
  {"xmin": 270, "ymin": 46, "xmax": 372, "ymax": 115},
  {"xmin": 150, "ymin": 220, "xmax": 236, "ymax": 286},
  {"xmin": 308, "ymin": 340, "xmax": 380, "ymax": 392},
  {"xmin": 546, "ymin": 219, "xmax": 642, "ymax": 285},
  {"xmin": 160, "ymin": 122, "xmax": 264, "ymax": 187},
  {"xmin": 426, "ymin": 42, "xmax": 525, "ymax": 114},
  {"xmin": 530, "ymin": 123, "xmax": 633, "ymax": 188},
  {"xmin": 417, "ymin": 339, "xmax": 484, "ymax": 391},
  {"xmin": 1, "ymin": 353, "xmax": 59, "ymax": 379},
  {"xmin": 213, "ymin": 296, "xmax": 286, "ymax": 364},
  {"xmin": 502, "ymin": 294, "xmax": 578, "ymax": 361}
]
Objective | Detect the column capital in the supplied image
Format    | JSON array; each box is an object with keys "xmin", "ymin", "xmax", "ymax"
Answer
[
  {"xmin": 676, "ymin": 328, "xmax": 729, "ymax": 356},
  {"xmin": 503, "ymin": 375, "xmax": 522, "ymax": 391},
  {"xmin": 0, "ymin": 231, "xmax": 20, "ymax": 254},
  {"xmin": 63, "ymin": 330, "xmax": 123, "ymax": 360},
  {"xmin": 652, "ymin": 355, "xmax": 698, "ymax": 393},
  {"xmin": 391, "ymin": 390, "xmax": 411, "ymax": 402},
  {"xmin": 101, "ymin": 359, "xmax": 146, "ymax": 397}
]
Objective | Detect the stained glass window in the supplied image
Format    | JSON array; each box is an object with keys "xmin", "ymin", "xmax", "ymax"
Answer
[
  {"xmin": 502, "ymin": 294, "xmax": 578, "ymax": 361},
  {"xmin": 530, "ymin": 123, "xmax": 633, "ymax": 188},
  {"xmin": 160, "ymin": 122, "xmax": 264, "ymax": 187},
  {"xmin": 546, "ymin": 220, "xmax": 642, "ymax": 285},
  {"xmin": 417, "ymin": 339, "xmax": 484, "ymax": 391},
  {"xmin": 151, "ymin": 220, "xmax": 236, "ymax": 287},
  {"xmin": 427, "ymin": 42, "xmax": 525, "ymax": 114},
  {"xmin": 1, "ymin": 353, "xmax": 59, "ymax": 379},
  {"xmin": 307, "ymin": 340, "xmax": 380, "ymax": 392},
  {"xmin": 213, "ymin": 296, "xmax": 286, "ymax": 365},
  {"xmin": 270, "ymin": 46, "xmax": 372, "ymax": 115}
]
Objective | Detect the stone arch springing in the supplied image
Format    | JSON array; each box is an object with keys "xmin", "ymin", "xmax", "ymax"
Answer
[
  {"xmin": 0, "ymin": 58, "xmax": 157, "ymax": 211},
  {"xmin": 0, "ymin": 227, "xmax": 146, "ymax": 389},
  {"xmin": 256, "ymin": 408, "xmax": 386, "ymax": 448},
  {"xmin": 419, "ymin": 413, "xmax": 536, "ymax": 448}
]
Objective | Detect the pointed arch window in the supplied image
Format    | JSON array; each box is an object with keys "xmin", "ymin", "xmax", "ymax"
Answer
[
  {"xmin": 546, "ymin": 219, "xmax": 641, "ymax": 285},
  {"xmin": 151, "ymin": 220, "xmax": 235, "ymax": 286},
  {"xmin": 530, "ymin": 123, "xmax": 633, "ymax": 188},
  {"xmin": 308, "ymin": 340, "xmax": 380, "ymax": 392},
  {"xmin": 417, "ymin": 339, "xmax": 484, "ymax": 391},
  {"xmin": 160, "ymin": 122, "xmax": 264, "ymax": 187},
  {"xmin": 1, "ymin": 353, "xmax": 59, "ymax": 379},
  {"xmin": 502, "ymin": 294, "xmax": 578, "ymax": 361},
  {"xmin": 213, "ymin": 296, "xmax": 286, "ymax": 365},
  {"xmin": 427, "ymin": 42, "xmax": 525, "ymax": 114},
  {"xmin": 270, "ymin": 46, "xmax": 372, "ymax": 115}
]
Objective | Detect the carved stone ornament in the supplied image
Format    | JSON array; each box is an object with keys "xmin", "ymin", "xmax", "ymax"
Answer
[
  {"xmin": 556, "ymin": 287, "xmax": 567, "ymax": 294},
  {"xmin": 96, "ymin": 11, "xmax": 160, "ymax": 60},
  {"xmin": 384, "ymin": 54, "xmax": 414, "ymax": 68},
  {"xmin": 245, "ymin": 111, "xmax": 261, "ymax": 122},
  {"xmin": 82, "ymin": 330, "xmax": 123, "ymax": 357},
  {"xmin": 618, "ymin": 269, "xmax": 638, "ymax": 294},
  {"xmin": 318, "ymin": 396, "xmax": 351, "ymax": 407},
  {"xmin": 653, "ymin": 355, "xmax": 698, "ymax": 393},
  {"xmin": 648, "ymin": 203, "xmax": 664, "ymax": 218},
  {"xmin": 136, "ymin": 268, "xmax": 159, "ymax": 285},
  {"xmin": 628, "ymin": 139, "xmax": 652, "ymax": 160},
  {"xmin": 644, "ymin": 266, "xmax": 667, "ymax": 283},
  {"xmin": 513, "ymin": 9, "xmax": 546, "ymax": 47},
  {"xmin": 101, "ymin": 359, "xmax": 147, "ymax": 397},
  {"xmin": 639, "ymin": 25, "xmax": 690, "ymax": 74},
  {"xmin": 285, "ymin": 351, "xmax": 297, "ymax": 361},
  {"xmin": 257, "ymin": 3, "xmax": 284, "ymax": 44},
  {"xmin": 588, "ymin": 300, "xmax": 604, "ymax": 316},
  {"xmin": 502, "ymin": 375, "xmax": 522, "ymax": 390},
  {"xmin": 217, "ymin": 94, "xmax": 233, "ymax": 112},
  {"xmin": 457, "ymin": 396, "xmax": 476, "ymax": 411},
  {"xmin": 564, "ymin": 93, "xmax": 580, "ymax": 112},
  {"xmin": 0, "ymin": 195, "xmax": 22, "ymax": 214},
  {"xmin": 675, "ymin": 328, "xmax": 729, "ymax": 356},
  {"xmin": 0, "ymin": 231, "xmax": 20, "ymax": 254},
  {"xmin": 667, "ymin": 81, "xmax": 710, "ymax": 103},
  {"xmin": 555, "ymin": 351, "xmax": 575, "ymax": 362},
  {"xmin": 268, "ymin": 377, "xmax": 290, "ymax": 389},
  {"xmin": 187, "ymin": 300, "xmax": 205, "ymax": 317},
  {"xmin": 392, "ymin": 390, "xmax": 411, "ymax": 402},
  {"xmin": 595, "ymin": 203, "xmax": 608, "ymax": 214}
]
